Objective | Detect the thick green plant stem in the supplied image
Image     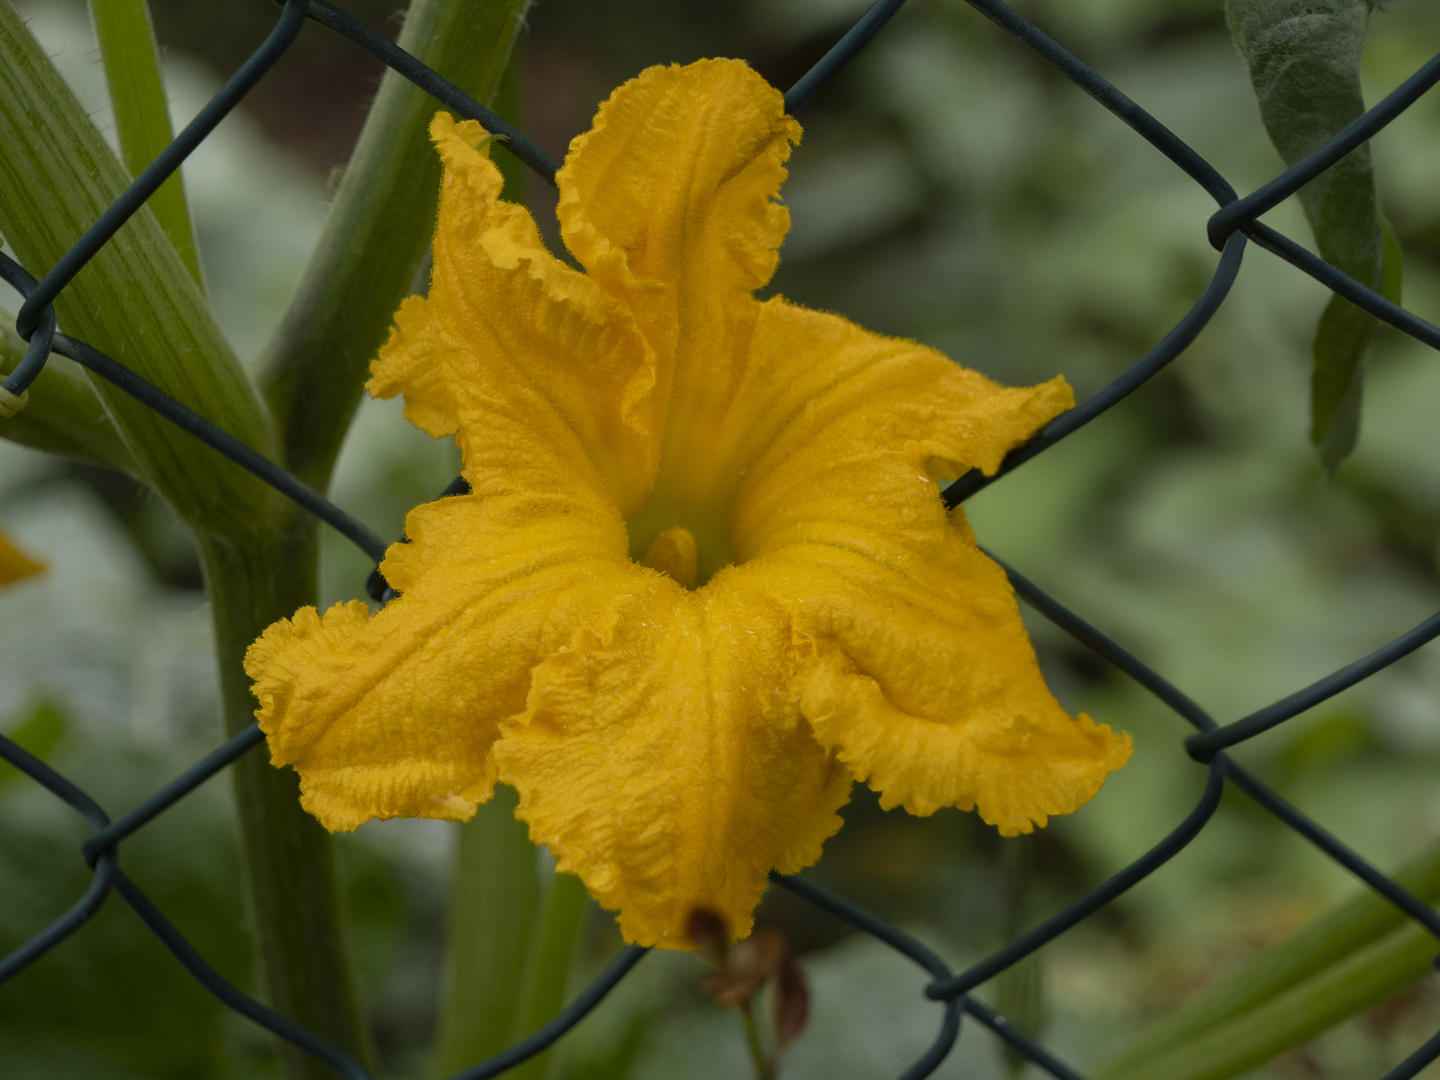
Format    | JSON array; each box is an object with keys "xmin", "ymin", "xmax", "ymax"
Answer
[
  {"xmin": 0, "ymin": 2, "xmax": 273, "ymax": 541},
  {"xmin": 0, "ymin": 13, "xmax": 373, "ymax": 1076},
  {"xmin": 202, "ymin": 531, "xmax": 376, "ymax": 1080},
  {"xmin": 86, "ymin": 0, "xmax": 204, "ymax": 289},
  {"xmin": 257, "ymin": 0, "xmax": 535, "ymax": 491},
  {"xmin": 434, "ymin": 788, "xmax": 542, "ymax": 1076},
  {"xmin": 5, "ymin": 3, "xmax": 535, "ymax": 1075},
  {"xmin": 510, "ymin": 871, "xmax": 590, "ymax": 1080}
]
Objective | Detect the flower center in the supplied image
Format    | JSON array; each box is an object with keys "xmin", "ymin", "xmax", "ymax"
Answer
[
  {"xmin": 640, "ymin": 527, "xmax": 698, "ymax": 590},
  {"xmin": 627, "ymin": 501, "xmax": 736, "ymax": 590}
]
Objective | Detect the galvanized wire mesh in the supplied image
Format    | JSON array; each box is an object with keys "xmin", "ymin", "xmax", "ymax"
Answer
[{"xmin": 3, "ymin": 0, "xmax": 1440, "ymax": 1077}]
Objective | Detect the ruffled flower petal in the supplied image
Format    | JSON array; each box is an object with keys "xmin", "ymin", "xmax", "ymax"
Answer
[
  {"xmin": 557, "ymin": 61, "xmax": 800, "ymax": 488},
  {"xmin": 371, "ymin": 114, "xmax": 659, "ymax": 513},
  {"xmin": 0, "ymin": 528, "xmax": 43, "ymax": 585},
  {"xmin": 493, "ymin": 571, "xmax": 851, "ymax": 948},
  {"xmin": 713, "ymin": 300, "xmax": 1129, "ymax": 833},
  {"xmin": 717, "ymin": 298, "xmax": 1073, "ymax": 517},
  {"xmin": 244, "ymin": 490, "xmax": 647, "ymax": 831},
  {"xmin": 747, "ymin": 523, "xmax": 1131, "ymax": 834},
  {"xmin": 367, "ymin": 294, "xmax": 459, "ymax": 439}
]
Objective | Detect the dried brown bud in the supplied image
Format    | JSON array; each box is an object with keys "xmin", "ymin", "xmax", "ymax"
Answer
[
  {"xmin": 687, "ymin": 907, "xmax": 731, "ymax": 968},
  {"xmin": 692, "ymin": 921, "xmax": 810, "ymax": 1076}
]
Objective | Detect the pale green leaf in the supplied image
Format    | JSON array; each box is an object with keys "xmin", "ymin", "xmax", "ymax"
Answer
[
  {"xmin": 0, "ymin": 2, "xmax": 274, "ymax": 541},
  {"xmin": 1226, "ymin": 0, "xmax": 1382, "ymax": 470}
]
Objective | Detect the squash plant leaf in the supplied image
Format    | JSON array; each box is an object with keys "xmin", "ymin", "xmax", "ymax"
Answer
[{"xmin": 1225, "ymin": 0, "xmax": 1384, "ymax": 471}]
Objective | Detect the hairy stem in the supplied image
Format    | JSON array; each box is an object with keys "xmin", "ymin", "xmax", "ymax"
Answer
[
  {"xmin": 1, "ymin": 9, "xmax": 372, "ymax": 1076},
  {"xmin": 258, "ymin": 0, "xmax": 535, "ymax": 491},
  {"xmin": 201, "ymin": 528, "xmax": 376, "ymax": 1080}
]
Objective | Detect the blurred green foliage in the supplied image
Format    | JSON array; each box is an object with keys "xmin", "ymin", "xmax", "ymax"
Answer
[
  {"xmin": 0, "ymin": 722, "xmax": 257, "ymax": 1078},
  {"xmin": 4, "ymin": 0, "xmax": 1440, "ymax": 1076},
  {"xmin": 0, "ymin": 702, "xmax": 63, "ymax": 788}
]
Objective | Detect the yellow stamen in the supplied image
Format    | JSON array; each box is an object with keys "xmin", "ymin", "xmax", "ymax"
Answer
[{"xmin": 641, "ymin": 526, "xmax": 698, "ymax": 590}]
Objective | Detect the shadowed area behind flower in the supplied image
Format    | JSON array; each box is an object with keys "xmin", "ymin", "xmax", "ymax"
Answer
[{"xmin": 244, "ymin": 57, "xmax": 1130, "ymax": 950}]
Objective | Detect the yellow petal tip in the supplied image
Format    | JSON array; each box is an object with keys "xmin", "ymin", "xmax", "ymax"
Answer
[{"xmin": 0, "ymin": 529, "xmax": 45, "ymax": 585}]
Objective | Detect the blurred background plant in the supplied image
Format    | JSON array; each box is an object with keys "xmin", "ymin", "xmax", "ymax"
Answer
[{"xmin": 4, "ymin": 0, "xmax": 1440, "ymax": 1077}]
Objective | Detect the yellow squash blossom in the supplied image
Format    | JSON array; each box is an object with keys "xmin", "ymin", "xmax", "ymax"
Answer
[
  {"xmin": 245, "ymin": 59, "xmax": 1131, "ymax": 949},
  {"xmin": 0, "ymin": 528, "xmax": 43, "ymax": 585}
]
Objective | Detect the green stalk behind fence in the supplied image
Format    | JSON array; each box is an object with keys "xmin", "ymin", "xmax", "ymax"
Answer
[{"xmin": 0, "ymin": 0, "xmax": 536, "ymax": 1074}]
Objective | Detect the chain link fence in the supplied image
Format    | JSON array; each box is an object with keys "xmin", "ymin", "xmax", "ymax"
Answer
[{"xmin": 3, "ymin": 0, "xmax": 1440, "ymax": 1077}]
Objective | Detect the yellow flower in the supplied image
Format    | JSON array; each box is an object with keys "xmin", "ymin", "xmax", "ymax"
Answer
[
  {"xmin": 245, "ymin": 60, "xmax": 1131, "ymax": 949},
  {"xmin": 0, "ymin": 527, "xmax": 43, "ymax": 585}
]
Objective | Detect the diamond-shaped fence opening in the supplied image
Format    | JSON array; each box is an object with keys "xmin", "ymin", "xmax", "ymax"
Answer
[{"xmin": 3, "ymin": 1, "xmax": 1440, "ymax": 1077}]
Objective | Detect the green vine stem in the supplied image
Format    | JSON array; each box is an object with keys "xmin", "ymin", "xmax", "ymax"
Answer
[
  {"xmin": 87, "ymin": 0, "xmax": 204, "ymax": 290},
  {"xmin": 203, "ymin": 529, "xmax": 377, "ymax": 1079},
  {"xmin": 247, "ymin": 1, "xmax": 534, "ymax": 1065},
  {"xmin": 2, "ymin": 0, "xmax": 531, "ymax": 1074},
  {"xmin": 741, "ymin": 1001, "xmax": 773, "ymax": 1080},
  {"xmin": 433, "ymin": 788, "xmax": 542, "ymax": 1075},
  {"xmin": 510, "ymin": 870, "xmax": 590, "ymax": 1080},
  {"xmin": 1096, "ymin": 917, "xmax": 1439, "ymax": 1080},
  {"xmin": 257, "ymin": 0, "xmax": 536, "ymax": 491},
  {"xmin": 434, "ymin": 823, "xmax": 589, "ymax": 1079}
]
